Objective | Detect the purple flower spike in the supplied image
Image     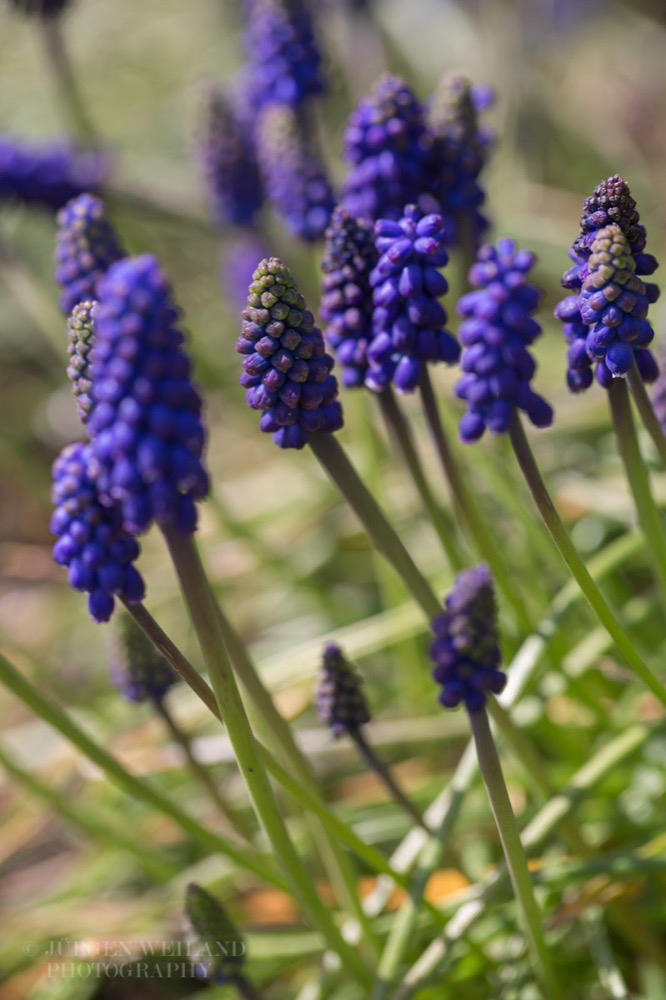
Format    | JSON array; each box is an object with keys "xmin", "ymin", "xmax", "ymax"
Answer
[
  {"xmin": 197, "ymin": 83, "xmax": 263, "ymax": 228},
  {"xmin": 55, "ymin": 193, "xmax": 125, "ymax": 314},
  {"xmin": 50, "ymin": 442, "xmax": 145, "ymax": 623},
  {"xmin": 109, "ymin": 614, "xmax": 178, "ymax": 703},
  {"xmin": 243, "ymin": 0, "xmax": 324, "ymax": 109},
  {"xmin": 342, "ymin": 74, "xmax": 430, "ymax": 223},
  {"xmin": 425, "ymin": 72, "xmax": 493, "ymax": 251},
  {"xmin": 456, "ymin": 237, "xmax": 553, "ymax": 441},
  {"xmin": 366, "ymin": 204, "xmax": 459, "ymax": 393},
  {"xmin": 88, "ymin": 255, "xmax": 209, "ymax": 536},
  {"xmin": 0, "ymin": 134, "xmax": 109, "ymax": 212},
  {"xmin": 66, "ymin": 300, "xmax": 96, "ymax": 425},
  {"xmin": 430, "ymin": 565, "xmax": 505, "ymax": 713},
  {"xmin": 315, "ymin": 643, "xmax": 371, "ymax": 738},
  {"xmin": 10, "ymin": 0, "xmax": 70, "ymax": 16},
  {"xmin": 320, "ymin": 207, "xmax": 378, "ymax": 388},
  {"xmin": 256, "ymin": 105, "xmax": 334, "ymax": 241},
  {"xmin": 238, "ymin": 257, "xmax": 343, "ymax": 449}
]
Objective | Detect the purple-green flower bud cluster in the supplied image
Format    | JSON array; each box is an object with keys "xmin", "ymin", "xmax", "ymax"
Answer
[
  {"xmin": 66, "ymin": 300, "xmax": 96, "ymax": 425},
  {"xmin": 456, "ymin": 238, "xmax": 553, "ymax": 442},
  {"xmin": 50, "ymin": 442, "xmax": 145, "ymax": 623},
  {"xmin": 320, "ymin": 207, "xmax": 377, "ymax": 388},
  {"xmin": 367, "ymin": 205, "xmax": 459, "ymax": 393},
  {"xmin": 55, "ymin": 193, "xmax": 125, "ymax": 314},
  {"xmin": 430, "ymin": 565, "xmax": 505, "ymax": 712},
  {"xmin": 109, "ymin": 614, "xmax": 178, "ymax": 703},
  {"xmin": 238, "ymin": 257, "xmax": 343, "ymax": 449},
  {"xmin": 315, "ymin": 642, "xmax": 371, "ymax": 737},
  {"xmin": 0, "ymin": 134, "xmax": 108, "ymax": 212}
]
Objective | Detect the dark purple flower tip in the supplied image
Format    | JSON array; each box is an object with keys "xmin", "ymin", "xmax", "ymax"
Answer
[
  {"xmin": 185, "ymin": 884, "xmax": 245, "ymax": 985},
  {"xmin": 55, "ymin": 193, "xmax": 125, "ymax": 314},
  {"xmin": 109, "ymin": 614, "xmax": 178, "ymax": 703},
  {"xmin": 430, "ymin": 564, "xmax": 505, "ymax": 713},
  {"xmin": 256, "ymin": 104, "xmax": 334, "ymax": 242},
  {"xmin": 197, "ymin": 82, "xmax": 263, "ymax": 228},
  {"xmin": 243, "ymin": 0, "xmax": 325, "ymax": 109},
  {"xmin": 456, "ymin": 238, "xmax": 552, "ymax": 440},
  {"xmin": 88, "ymin": 254, "xmax": 209, "ymax": 536},
  {"xmin": 315, "ymin": 642, "xmax": 370, "ymax": 737},
  {"xmin": 66, "ymin": 300, "xmax": 97, "ymax": 425},
  {"xmin": 0, "ymin": 135, "xmax": 109, "ymax": 212},
  {"xmin": 239, "ymin": 256, "xmax": 343, "ymax": 448},
  {"xmin": 575, "ymin": 175, "xmax": 645, "ymax": 255},
  {"xmin": 320, "ymin": 206, "xmax": 377, "ymax": 387},
  {"xmin": 51, "ymin": 442, "xmax": 145, "ymax": 623}
]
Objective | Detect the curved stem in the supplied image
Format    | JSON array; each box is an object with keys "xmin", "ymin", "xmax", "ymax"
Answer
[
  {"xmin": 608, "ymin": 377, "xmax": 666, "ymax": 606},
  {"xmin": 419, "ymin": 368, "xmax": 532, "ymax": 633},
  {"xmin": 39, "ymin": 17, "xmax": 96, "ymax": 144},
  {"xmin": 627, "ymin": 366, "xmax": 666, "ymax": 469},
  {"xmin": 509, "ymin": 413, "xmax": 666, "ymax": 708},
  {"xmin": 351, "ymin": 727, "xmax": 431, "ymax": 834}
]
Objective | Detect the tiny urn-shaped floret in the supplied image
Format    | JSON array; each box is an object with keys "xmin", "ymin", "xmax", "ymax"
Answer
[
  {"xmin": 315, "ymin": 643, "xmax": 370, "ymax": 737},
  {"xmin": 430, "ymin": 565, "xmax": 505, "ymax": 712},
  {"xmin": 66, "ymin": 300, "xmax": 96, "ymax": 425},
  {"xmin": 185, "ymin": 884, "xmax": 245, "ymax": 984},
  {"xmin": 238, "ymin": 257, "xmax": 343, "ymax": 448},
  {"xmin": 55, "ymin": 193, "xmax": 125, "ymax": 314},
  {"xmin": 109, "ymin": 614, "xmax": 178, "ymax": 703}
]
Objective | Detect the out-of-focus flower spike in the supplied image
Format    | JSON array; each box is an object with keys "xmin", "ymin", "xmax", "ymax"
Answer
[
  {"xmin": 256, "ymin": 104, "xmax": 334, "ymax": 241},
  {"xmin": 315, "ymin": 643, "xmax": 370, "ymax": 737},
  {"xmin": 220, "ymin": 232, "xmax": 271, "ymax": 313},
  {"xmin": 243, "ymin": 0, "xmax": 324, "ymax": 109},
  {"xmin": 66, "ymin": 300, "xmax": 96, "ymax": 425},
  {"xmin": 9, "ymin": 0, "xmax": 71, "ymax": 16},
  {"xmin": 109, "ymin": 613, "xmax": 178, "ymax": 703},
  {"xmin": 239, "ymin": 257, "xmax": 343, "ymax": 448},
  {"xmin": 0, "ymin": 134, "xmax": 109, "ymax": 211},
  {"xmin": 320, "ymin": 207, "xmax": 377, "ymax": 388},
  {"xmin": 89, "ymin": 254, "xmax": 209, "ymax": 536},
  {"xmin": 456, "ymin": 237, "xmax": 553, "ymax": 442},
  {"xmin": 55, "ymin": 193, "xmax": 125, "ymax": 314},
  {"xmin": 185, "ymin": 884, "xmax": 246, "ymax": 985},
  {"xmin": 50, "ymin": 442, "xmax": 145, "ymax": 623},
  {"xmin": 430, "ymin": 564, "xmax": 505, "ymax": 712}
]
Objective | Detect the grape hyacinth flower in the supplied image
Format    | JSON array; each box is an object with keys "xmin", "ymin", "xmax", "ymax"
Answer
[
  {"xmin": 55, "ymin": 193, "xmax": 125, "ymax": 314},
  {"xmin": 185, "ymin": 884, "xmax": 246, "ymax": 986},
  {"xmin": 109, "ymin": 614, "xmax": 178, "ymax": 703},
  {"xmin": 366, "ymin": 204, "xmax": 459, "ymax": 393},
  {"xmin": 197, "ymin": 84, "xmax": 263, "ymax": 228},
  {"xmin": 0, "ymin": 134, "xmax": 108, "ymax": 211},
  {"xmin": 456, "ymin": 238, "xmax": 553, "ymax": 442},
  {"xmin": 50, "ymin": 442, "xmax": 145, "ymax": 623},
  {"xmin": 66, "ymin": 300, "xmax": 96, "ymax": 425},
  {"xmin": 430, "ymin": 564, "xmax": 505, "ymax": 712},
  {"xmin": 238, "ymin": 257, "xmax": 343, "ymax": 448},
  {"xmin": 315, "ymin": 642, "xmax": 370, "ymax": 737},
  {"xmin": 342, "ymin": 74, "xmax": 430, "ymax": 223},
  {"xmin": 425, "ymin": 72, "xmax": 493, "ymax": 250},
  {"xmin": 243, "ymin": 0, "xmax": 324, "ymax": 108},
  {"xmin": 9, "ymin": 0, "xmax": 71, "ymax": 15},
  {"xmin": 320, "ymin": 207, "xmax": 377, "ymax": 388},
  {"xmin": 256, "ymin": 105, "xmax": 334, "ymax": 241},
  {"xmin": 88, "ymin": 254, "xmax": 209, "ymax": 536}
]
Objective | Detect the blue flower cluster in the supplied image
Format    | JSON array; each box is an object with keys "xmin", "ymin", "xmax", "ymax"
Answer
[
  {"xmin": 430, "ymin": 565, "xmax": 505, "ymax": 712},
  {"xmin": 66, "ymin": 300, "xmax": 96, "ymax": 425},
  {"xmin": 425, "ymin": 72, "xmax": 493, "ymax": 250},
  {"xmin": 185, "ymin": 884, "xmax": 245, "ymax": 986},
  {"xmin": 320, "ymin": 207, "xmax": 377, "ymax": 388},
  {"xmin": 366, "ymin": 205, "xmax": 459, "ymax": 393},
  {"xmin": 256, "ymin": 105, "xmax": 334, "ymax": 241},
  {"xmin": 342, "ymin": 74, "xmax": 430, "ymax": 223},
  {"xmin": 456, "ymin": 238, "xmax": 553, "ymax": 442},
  {"xmin": 238, "ymin": 257, "xmax": 343, "ymax": 449},
  {"xmin": 50, "ymin": 442, "xmax": 145, "ymax": 623},
  {"xmin": 561, "ymin": 225, "xmax": 656, "ymax": 385},
  {"xmin": 198, "ymin": 84, "xmax": 263, "ymax": 227},
  {"xmin": 55, "ymin": 193, "xmax": 125, "ymax": 314},
  {"xmin": 315, "ymin": 643, "xmax": 371, "ymax": 737},
  {"xmin": 0, "ymin": 134, "xmax": 108, "ymax": 211},
  {"xmin": 109, "ymin": 614, "xmax": 178, "ymax": 703},
  {"xmin": 244, "ymin": 0, "xmax": 324, "ymax": 108},
  {"xmin": 556, "ymin": 175, "xmax": 660, "ymax": 391},
  {"xmin": 88, "ymin": 254, "xmax": 209, "ymax": 536}
]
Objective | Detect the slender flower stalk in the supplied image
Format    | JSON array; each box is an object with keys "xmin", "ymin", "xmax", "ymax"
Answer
[
  {"xmin": 38, "ymin": 15, "xmax": 97, "ymax": 143},
  {"xmin": 509, "ymin": 413, "xmax": 666, "ymax": 709}
]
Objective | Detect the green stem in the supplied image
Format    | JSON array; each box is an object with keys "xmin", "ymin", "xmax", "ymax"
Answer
[
  {"xmin": 39, "ymin": 17, "xmax": 96, "ymax": 144},
  {"xmin": 608, "ymin": 377, "xmax": 666, "ymax": 605},
  {"xmin": 234, "ymin": 975, "xmax": 264, "ymax": 1000},
  {"xmin": 0, "ymin": 649, "xmax": 282, "ymax": 887},
  {"xmin": 627, "ymin": 364, "xmax": 666, "ymax": 469},
  {"xmin": 161, "ymin": 526, "xmax": 372, "ymax": 989},
  {"xmin": 419, "ymin": 368, "xmax": 532, "ymax": 633},
  {"xmin": 351, "ymin": 727, "xmax": 431, "ymax": 834},
  {"xmin": 308, "ymin": 432, "xmax": 441, "ymax": 619},
  {"xmin": 377, "ymin": 389, "xmax": 463, "ymax": 570},
  {"xmin": 469, "ymin": 707, "xmax": 562, "ymax": 1000},
  {"xmin": 509, "ymin": 412, "xmax": 666, "ymax": 708}
]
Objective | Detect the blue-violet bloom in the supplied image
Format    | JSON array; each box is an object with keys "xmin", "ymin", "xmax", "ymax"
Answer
[
  {"xmin": 0, "ymin": 134, "xmax": 108, "ymax": 211},
  {"xmin": 55, "ymin": 193, "xmax": 125, "ymax": 314},
  {"xmin": 315, "ymin": 642, "xmax": 371, "ymax": 737},
  {"xmin": 243, "ymin": 0, "xmax": 324, "ymax": 108},
  {"xmin": 109, "ymin": 614, "xmax": 178, "ymax": 703},
  {"xmin": 185, "ymin": 884, "xmax": 245, "ymax": 985}
]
